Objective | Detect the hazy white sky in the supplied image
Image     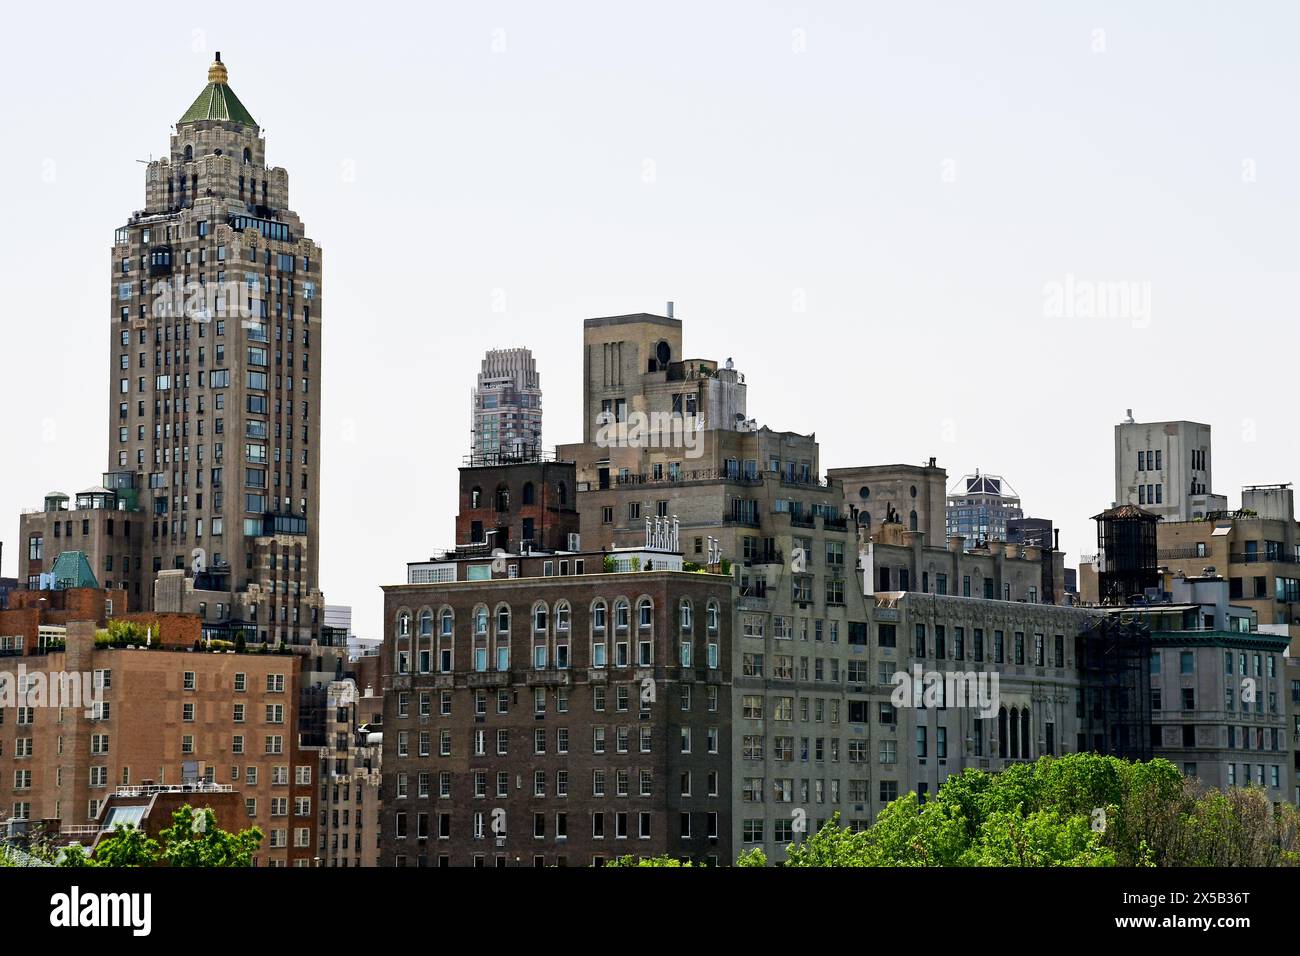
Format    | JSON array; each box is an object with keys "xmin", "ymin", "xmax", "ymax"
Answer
[{"xmin": 3, "ymin": 1, "xmax": 1298, "ymax": 636}]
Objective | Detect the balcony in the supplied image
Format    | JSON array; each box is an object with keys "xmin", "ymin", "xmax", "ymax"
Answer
[
  {"xmin": 778, "ymin": 474, "xmax": 829, "ymax": 489},
  {"xmin": 526, "ymin": 669, "xmax": 570, "ymax": 687},
  {"xmin": 462, "ymin": 449, "xmax": 557, "ymax": 468},
  {"xmin": 147, "ymin": 247, "xmax": 173, "ymax": 276},
  {"xmin": 228, "ymin": 214, "xmax": 294, "ymax": 243},
  {"xmin": 262, "ymin": 512, "xmax": 307, "ymax": 536},
  {"xmin": 466, "ymin": 671, "xmax": 511, "ymax": 688},
  {"xmin": 1157, "ymin": 547, "xmax": 1206, "ymax": 561},
  {"xmin": 1230, "ymin": 552, "xmax": 1297, "ymax": 565},
  {"xmin": 616, "ymin": 467, "xmax": 761, "ymax": 487}
]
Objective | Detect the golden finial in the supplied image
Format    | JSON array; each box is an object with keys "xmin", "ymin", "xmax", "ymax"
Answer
[{"xmin": 208, "ymin": 51, "xmax": 228, "ymax": 85}]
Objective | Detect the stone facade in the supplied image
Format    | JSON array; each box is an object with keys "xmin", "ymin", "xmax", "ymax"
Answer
[
  {"xmin": 96, "ymin": 54, "xmax": 325, "ymax": 647},
  {"xmin": 318, "ymin": 681, "xmax": 383, "ymax": 867},
  {"xmin": 1156, "ymin": 484, "xmax": 1300, "ymax": 639},
  {"xmin": 828, "ymin": 461, "xmax": 947, "ymax": 541},
  {"xmin": 1113, "ymin": 417, "xmax": 1220, "ymax": 522}
]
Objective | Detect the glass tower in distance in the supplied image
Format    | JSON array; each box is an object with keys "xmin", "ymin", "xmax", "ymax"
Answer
[{"xmin": 469, "ymin": 347, "xmax": 542, "ymax": 463}]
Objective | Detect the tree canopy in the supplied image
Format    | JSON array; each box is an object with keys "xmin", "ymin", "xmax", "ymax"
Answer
[
  {"xmin": 766, "ymin": 753, "xmax": 1299, "ymax": 867},
  {"xmin": 54, "ymin": 804, "xmax": 263, "ymax": 868}
]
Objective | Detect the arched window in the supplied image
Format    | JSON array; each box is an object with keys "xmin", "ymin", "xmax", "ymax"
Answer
[
  {"xmin": 1008, "ymin": 707, "xmax": 1020, "ymax": 758},
  {"xmin": 437, "ymin": 630, "xmax": 453, "ymax": 673},
  {"xmin": 183, "ymin": 144, "xmax": 193, "ymax": 162},
  {"xmin": 470, "ymin": 486, "xmax": 482, "ymax": 509},
  {"xmin": 614, "ymin": 599, "xmax": 630, "ymax": 631},
  {"xmin": 474, "ymin": 606, "xmax": 489, "ymax": 636},
  {"xmin": 706, "ymin": 600, "xmax": 719, "ymax": 633},
  {"xmin": 680, "ymin": 599, "xmax": 693, "ymax": 630},
  {"xmin": 590, "ymin": 600, "xmax": 608, "ymax": 668},
  {"xmin": 440, "ymin": 608, "xmax": 453, "ymax": 637},
  {"xmin": 1020, "ymin": 708, "xmax": 1031, "ymax": 760},
  {"xmin": 242, "ymin": 147, "xmax": 252, "ymax": 164},
  {"xmin": 909, "ymin": 510, "xmax": 918, "ymax": 531},
  {"xmin": 394, "ymin": 611, "xmax": 412, "ymax": 676},
  {"xmin": 495, "ymin": 484, "xmax": 510, "ymax": 512},
  {"xmin": 494, "ymin": 604, "xmax": 511, "ymax": 672},
  {"xmin": 522, "ymin": 482, "xmax": 535, "ymax": 505},
  {"xmin": 998, "ymin": 706, "xmax": 1009, "ymax": 757},
  {"xmin": 555, "ymin": 601, "xmax": 571, "ymax": 632},
  {"xmin": 638, "ymin": 598, "xmax": 653, "ymax": 629},
  {"xmin": 533, "ymin": 602, "xmax": 548, "ymax": 633},
  {"xmin": 419, "ymin": 610, "xmax": 432, "ymax": 637}
]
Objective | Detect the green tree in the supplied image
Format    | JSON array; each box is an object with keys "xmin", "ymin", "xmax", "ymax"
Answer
[
  {"xmin": 56, "ymin": 844, "xmax": 95, "ymax": 867},
  {"xmin": 91, "ymin": 823, "xmax": 160, "ymax": 867},
  {"xmin": 157, "ymin": 805, "xmax": 263, "ymax": 867},
  {"xmin": 605, "ymin": 854, "xmax": 695, "ymax": 867},
  {"xmin": 961, "ymin": 808, "xmax": 1115, "ymax": 867},
  {"xmin": 734, "ymin": 753, "xmax": 1296, "ymax": 868}
]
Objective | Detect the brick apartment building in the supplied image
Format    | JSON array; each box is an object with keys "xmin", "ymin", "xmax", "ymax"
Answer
[
  {"xmin": 379, "ymin": 553, "xmax": 734, "ymax": 866},
  {"xmin": 0, "ymin": 594, "xmax": 318, "ymax": 866}
]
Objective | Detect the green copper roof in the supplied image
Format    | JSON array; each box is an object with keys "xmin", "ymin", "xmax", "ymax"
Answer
[
  {"xmin": 49, "ymin": 551, "xmax": 99, "ymax": 590},
  {"xmin": 179, "ymin": 53, "xmax": 257, "ymax": 127}
]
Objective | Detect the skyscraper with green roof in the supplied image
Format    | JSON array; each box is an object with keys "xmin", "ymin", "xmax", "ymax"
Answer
[{"xmin": 104, "ymin": 52, "xmax": 325, "ymax": 646}]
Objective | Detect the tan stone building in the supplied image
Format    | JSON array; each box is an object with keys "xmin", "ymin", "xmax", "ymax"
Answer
[
  {"xmin": 828, "ymin": 461, "xmax": 947, "ymax": 541},
  {"xmin": 546, "ymin": 311, "xmax": 1081, "ymax": 861},
  {"xmin": 1113, "ymin": 415, "xmax": 1223, "ymax": 522},
  {"xmin": 1155, "ymin": 484, "xmax": 1300, "ymax": 644},
  {"xmin": 318, "ymin": 679, "xmax": 383, "ymax": 867},
  {"xmin": 18, "ymin": 52, "xmax": 326, "ymax": 651}
]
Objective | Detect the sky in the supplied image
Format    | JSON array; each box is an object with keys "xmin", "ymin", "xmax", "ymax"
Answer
[{"xmin": 2, "ymin": 1, "xmax": 1299, "ymax": 638}]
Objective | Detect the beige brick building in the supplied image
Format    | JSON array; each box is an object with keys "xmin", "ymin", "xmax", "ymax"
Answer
[
  {"xmin": 549, "ymin": 311, "xmax": 1080, "ymax": 861},
  {"xmin": 1156, "ymin": 484, "xmax": 1300, "ymax": 643}
]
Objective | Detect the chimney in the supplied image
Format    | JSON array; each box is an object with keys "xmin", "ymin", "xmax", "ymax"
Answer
[{"xmin": 666, "ymin": 301, "xmax": 674, "ymax": 319}]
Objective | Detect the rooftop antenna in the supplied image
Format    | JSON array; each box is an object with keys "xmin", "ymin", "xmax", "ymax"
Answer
[{"xmin": 1124, "ymin": 408, "xmax": 1136, "ymax": 423}]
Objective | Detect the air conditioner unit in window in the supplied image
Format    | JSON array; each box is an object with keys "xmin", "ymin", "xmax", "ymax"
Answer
[{"xmin": 568, "ymin": 533, "xmax": 580, "ymax": 551}]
